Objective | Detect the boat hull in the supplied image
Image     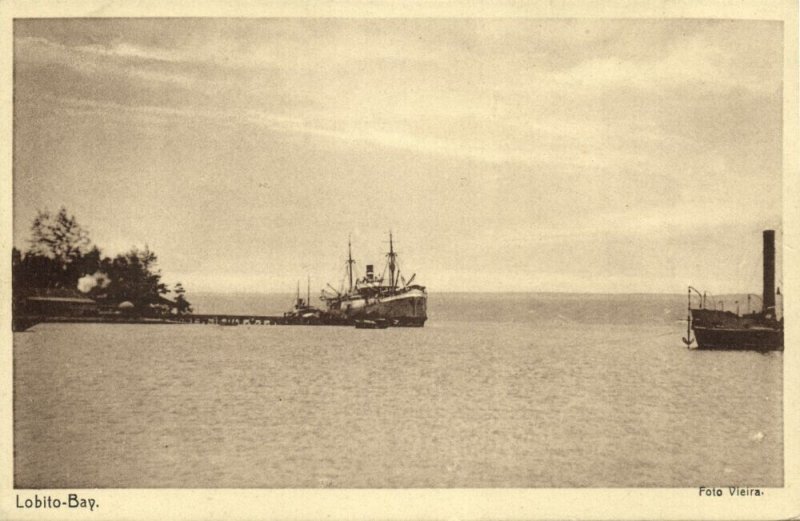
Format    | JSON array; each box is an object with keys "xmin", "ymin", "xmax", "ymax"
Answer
[
  {"xmin": 690, "ymin": 309, "xmax": 783, "ymax": 351},
  {"xmin": 365, "ymin": 290, "xmax": 427, "ymax": 326},
  {"xmin": 327, "ymin": 287, "xmax": 427, "ymax": 327},
  {"xmin": 354, "ymin": 318, "xmax": 390, "ymax": 329},
  {"xmin": 693, "ymin": 326, "xmax": 783, "ymax": 351}
]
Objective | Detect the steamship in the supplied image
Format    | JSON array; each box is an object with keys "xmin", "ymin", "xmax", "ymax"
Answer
[
  {"xmin": 283, "ymin": 277, "xmax": 324, "ymax": 325},
  {"xmin": 320, "ymin": 233, "xmax": 427, "ymax": 327},
  {"xmin": 683, "ymin": 230, "xmax": 783, "ymax": 351}
]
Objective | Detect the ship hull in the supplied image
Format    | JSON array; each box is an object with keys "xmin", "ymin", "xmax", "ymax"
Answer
[
  {"xmin": 693, "ymin": 326, "xmax": 783, "ymax": 351},
  {"xmin": 690, "ymin": 309, "xmax": 783, "ymax": 351},
  {"xmin": 364, "ymin": 290, "xmax": 427, "ymax": 327},
  {"xmin": 327, "ymin": 287, "xmax": 427, "ymax": 327}
]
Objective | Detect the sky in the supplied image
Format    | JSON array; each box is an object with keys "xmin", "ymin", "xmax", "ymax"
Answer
[{"xmin": 13, "ymin": 18, "xmax": 783, "ymax": 294}]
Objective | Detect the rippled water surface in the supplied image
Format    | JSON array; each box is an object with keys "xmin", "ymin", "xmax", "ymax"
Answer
[{"xmin": 14, "ymin": 293, "xmax": 783, "ymax": 487}]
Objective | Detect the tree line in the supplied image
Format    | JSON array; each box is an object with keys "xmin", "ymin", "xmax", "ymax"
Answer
[{"xmin": 12, "ymin": 207, "xmax": 192, "ymax": 315}]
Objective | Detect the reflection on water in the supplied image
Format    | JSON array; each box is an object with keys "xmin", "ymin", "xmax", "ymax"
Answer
[{"xmin": 14, "ymin": 293, "xmax": 782, "ymax": 488}]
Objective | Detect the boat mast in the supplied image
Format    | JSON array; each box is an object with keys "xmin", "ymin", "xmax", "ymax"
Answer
[
  {"xmin": 347, "ymin": 236, "xmax": 355, "ymax": 292},
  {"xmin": 307, "ymin": 275, "xmax": 310, "ymax": 307},
  {"xmin": 387, "ymin": 231, "xmax": 396, "ymax": 289}
]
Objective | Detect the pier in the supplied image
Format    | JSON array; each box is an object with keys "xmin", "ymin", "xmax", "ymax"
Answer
[
  {"xmin": 175, "ymin": 314, "xmax": 282, "ymax": 325},
  {"xmin": 13, "ymin": 313, "xmax": 351, "ymax": 331},
  {"xmin": 172, "ymin": 314, "xmax": 348, "ymax": 326}
]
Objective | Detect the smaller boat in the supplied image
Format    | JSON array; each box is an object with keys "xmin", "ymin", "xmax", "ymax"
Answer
[
  {"xmin": 283, "ymin": 277, "xmax": 323, "ymax": 325},
  {"xmin": 685, "ymin": 230, "xmax": 783, "ymax": 351},
  {"xmin": 354, "ymin": 318, "xmax": 390, "ymax": 329}
]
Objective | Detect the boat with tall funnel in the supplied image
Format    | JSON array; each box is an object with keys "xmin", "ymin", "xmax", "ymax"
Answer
[
  {"xmin": 283, "ymin": 276, "xmax": 324, "ymax": 325},
  {"xmin": 684, "ymin": 230, "xmax": 783, "ymax": 351},
  {"xmin": 321, "ymin": 233, "xmax": 427, "ymax": 327}
]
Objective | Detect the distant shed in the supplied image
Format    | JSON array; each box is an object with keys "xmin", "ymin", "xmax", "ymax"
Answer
[{"xmin": 24, "ymin": 290, "xmax": 98, "ymax": 316}]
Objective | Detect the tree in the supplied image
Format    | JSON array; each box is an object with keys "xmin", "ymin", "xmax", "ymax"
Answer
[
  {"xmin": 173, "ymin": 283, "xmax": 193, "ymax": 315},
  {"xmin": 29, "ymin": 207, "xmax": 92, "ymax": 264},
  {"xmin": 103, "ymin": 245, "xmax": 169, "ymax": 308},
  {"xmin": 16, "ymin": 208, "xmax": 189, "ymax": 317},
  {"xmin": 18, "ymin": 208, "xmax": 96, "ymax": 290}
]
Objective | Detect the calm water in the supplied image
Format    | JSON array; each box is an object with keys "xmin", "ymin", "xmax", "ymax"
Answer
[{"xmin": 14, "ymin": 293, "xmax": 783, "ymax": 488}]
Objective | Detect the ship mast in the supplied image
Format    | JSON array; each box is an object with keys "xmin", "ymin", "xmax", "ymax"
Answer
[
  {"xmin": 387, "ymin": 231, "xmax": 397, "ymax": 289},
  {"xmin": 347, "ymin": 236, "xmax": 355, "ymax": 292},
  {"xmin": 307, "ymin": 275, "xmax": 310, "ymax": 307}
]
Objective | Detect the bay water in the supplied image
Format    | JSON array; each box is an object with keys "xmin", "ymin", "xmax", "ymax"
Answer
[{"xmin": 13, "ymin": 293, "xmax": 783, "ymax": 488}]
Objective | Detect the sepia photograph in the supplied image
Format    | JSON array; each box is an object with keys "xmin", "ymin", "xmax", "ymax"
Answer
[{"xmin": 2, "ymin": 1, "xmax": 799, "ymax": 519}]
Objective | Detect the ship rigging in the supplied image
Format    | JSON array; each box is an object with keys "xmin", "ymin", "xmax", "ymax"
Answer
[{"xmin": 320, "ymin": 232, "xmax": 428, "ymax": 327}]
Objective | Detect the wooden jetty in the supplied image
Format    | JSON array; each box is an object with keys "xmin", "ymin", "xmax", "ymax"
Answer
[
  {"xmin": 173, "ymin": 313, "xmax": 348, "ymax": 326},
  {"xmin": 13, "ymin": 313, "xmax": 352, "ymax": 331},
  {"xmin": 175, "ymin": 314, "xmax": 280, "ymax": 325}
]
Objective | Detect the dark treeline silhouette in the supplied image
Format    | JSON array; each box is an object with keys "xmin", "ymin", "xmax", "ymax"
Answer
[{"xmin": 13, "ymin": 207, "xmax": 192, "ymax": 317}]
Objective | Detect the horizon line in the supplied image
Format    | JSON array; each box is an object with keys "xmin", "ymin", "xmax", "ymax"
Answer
[{"xmin": 185, "ymin": 289, "xmax": 769, "ymax": 297}]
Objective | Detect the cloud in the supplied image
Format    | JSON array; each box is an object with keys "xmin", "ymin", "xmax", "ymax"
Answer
[
  {"xmin": 549, "ymin": 32, "xmax": 781, "ymax": 96},
  {"xmin": 75, "ymin": 42, "xmax": 189, "ymax": 63},
  {"xmin": 16, "ymin": 20, "xmax": 781, "ymax": 145},
  {"xmin": 13, "ymin": 19, "xmax": 783, "ymax": 294}
]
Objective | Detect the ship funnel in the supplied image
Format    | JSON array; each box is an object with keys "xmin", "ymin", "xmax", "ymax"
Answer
[
  {"xmin": 366, "ymin": 264, "xmax": 374, "ymax": 281},
  {"xmin": 763, "ymin": 230, "xmax": 776, "ymax": 313}
]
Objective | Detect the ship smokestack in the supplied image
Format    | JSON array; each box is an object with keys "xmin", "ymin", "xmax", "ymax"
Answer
[
  {"xmin": 763, "ymin": 230, "xmax": 775, "ymax": 313},
  {"xmin": 366, "ymin": 264, "xmax": 374, "ymax": 281}
]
